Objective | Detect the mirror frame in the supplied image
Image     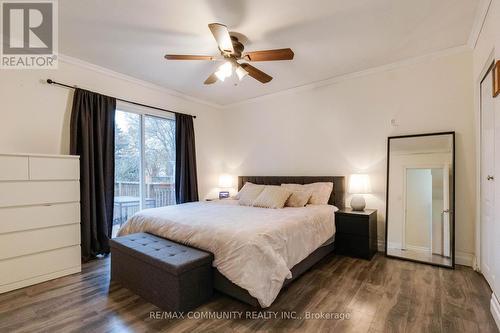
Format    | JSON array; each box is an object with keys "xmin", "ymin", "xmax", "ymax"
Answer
[{"xmin": 384, "ymin": 131, "xmax": 455, "ymax": 269}]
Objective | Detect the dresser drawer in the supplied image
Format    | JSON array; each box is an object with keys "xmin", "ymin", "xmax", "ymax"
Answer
[
  {"xmin": 0, "ymin": 181, "xmax": 80, "ymax": 208},
  {"xmin": 29, "ymin": 157, "xmax": 80, "ymax": 180},
  {"xmin": 0, "ymin": 224, "xmax": 80, "ymax": 260},
  {"xmin": 0, "ymin": 245, "xmax": 81, "ymax": 287},
  {"xmin": 0, "ymin": 156, "xmax": 29, "ymax": 181},
  {"xmin": 335, "ymin": 233, "xmax": 374, "ymax": 259},
  {"xmin": 0, "ymin": 203, "xmax": 80, "ymax": 233},
  {"xmin": 336, "ymin": 215, "xmax": 369, "ymax": 236}
]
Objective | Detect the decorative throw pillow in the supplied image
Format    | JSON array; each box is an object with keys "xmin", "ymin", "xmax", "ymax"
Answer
[
  {"xmin": 237, "ymin": 182, "xmax": 265, "ymax": 206},
  {"xmin": 285, "ymin": 190, "xmax": 313, "ymax": 207},
  {"xmin": 252, "ymin": 186, "xmax": 292, "ymax": 209},
  {"xmin": 281, "ymin": 182, "xmax": 333, "ymax": 205},
  {"xmin": 235, "ymin": 182, "xmax": 260, "ymax": 199}
]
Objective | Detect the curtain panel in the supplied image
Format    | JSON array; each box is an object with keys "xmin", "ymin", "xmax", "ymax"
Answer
[
  {"xmin": 175, "ymin": 113, "xmax": 199, "ymax": 203},
  {"xmin": 70, "ymin": 88, "xmax": 116, "ymax": 261}
]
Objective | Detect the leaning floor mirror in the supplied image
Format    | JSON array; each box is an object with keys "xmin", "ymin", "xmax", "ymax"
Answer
[{"xmin": 385, "ymin": 132, "xmax": 455, "ymax": 268}]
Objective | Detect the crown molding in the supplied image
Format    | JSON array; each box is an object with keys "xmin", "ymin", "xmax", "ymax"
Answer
[
  {"xmin": 220, "ymin": 45, "xmax": 470, "ymax": 109},
  {"xmin": 59, "ymin": 44, "xmax": 470, "ymax": 110},
  {"xmin": 468, "ymin": 0, "xmax": 493, "ymax": 49},
  {"xmin": 58, "ymin": 54, "xmax": 220, "ymax": 109}
]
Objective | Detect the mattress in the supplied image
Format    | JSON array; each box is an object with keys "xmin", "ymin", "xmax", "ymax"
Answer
[{"xmin": 118, "ymin": 199, "xmax": 337, "ymax": 307}]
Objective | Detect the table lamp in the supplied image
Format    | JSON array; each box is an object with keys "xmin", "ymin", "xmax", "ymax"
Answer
[
  {"xmin": 218, "ymin": 174, "xmax": 233, "ymax": 199},
  {"xmin": 348, "ymin": 174, "xmax": 371, "ymax": 211}
]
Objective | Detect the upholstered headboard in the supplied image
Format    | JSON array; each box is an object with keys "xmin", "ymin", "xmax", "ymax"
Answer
[{"xmin": 238, "ymin": 176, "xmax": 345, "ymax": 209}]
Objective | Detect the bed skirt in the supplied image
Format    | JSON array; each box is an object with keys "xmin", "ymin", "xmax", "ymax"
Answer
[{"xmin": 213, "ymin": 237, "xmax": 335, "ymax": 307}]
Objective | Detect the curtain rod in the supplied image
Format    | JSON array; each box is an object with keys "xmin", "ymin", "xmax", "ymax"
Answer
[{"xmin": 46, "ymin": 79, "xmax": 196, "ymax": 119}]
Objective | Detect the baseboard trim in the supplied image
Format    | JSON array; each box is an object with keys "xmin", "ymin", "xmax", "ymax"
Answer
[
  {"xmin": 378, "ymin": 240, "xmax": 385, "ymax": 252},
  {"xmin": 405, "ymin": 244, "xmax": 431, "ymax": 253},
  {"xmin": 376, "ymin": 240, "xmax": 474, "ymax": 267},
  {"xmin": 455, "ymin": 251, "xmax": 474, "ymax": 267},
  {"xmin": 491, "ymin": 293, "xmax": 500, "ymax": 331},
  {"xmin": 378, "ymin": 240, "xmax": 402, "ymax": 251}
]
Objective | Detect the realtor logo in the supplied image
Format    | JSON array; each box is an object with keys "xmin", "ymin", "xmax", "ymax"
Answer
[{"xmin": 1, "ymin": 0, "xmax": 58, "ymax": 69}]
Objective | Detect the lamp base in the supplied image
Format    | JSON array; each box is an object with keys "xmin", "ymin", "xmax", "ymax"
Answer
[
  {"xmin": 219, "ymin": 191, "xmax": 230, "ymax": 199},
  {"xmin": 350, "ymin": 195, "xmax": 366, "ymax": 211}
]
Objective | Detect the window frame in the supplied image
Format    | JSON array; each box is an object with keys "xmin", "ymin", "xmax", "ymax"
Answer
[{"xmin": 115, "ymin": 101, "xmax": 175, "ymax": 210}]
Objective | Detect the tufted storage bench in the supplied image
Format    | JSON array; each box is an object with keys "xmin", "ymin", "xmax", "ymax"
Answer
[{"xmin": 110, "ymin": 233, "xmax": 213, "ymax": 311}]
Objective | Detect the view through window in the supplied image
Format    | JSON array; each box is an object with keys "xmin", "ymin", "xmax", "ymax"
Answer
[{"xmin": 113, "ymin": 110, "xmax": 176, "ymax": 237}]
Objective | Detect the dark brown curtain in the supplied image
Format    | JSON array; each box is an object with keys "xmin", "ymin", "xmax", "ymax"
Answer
[
  {"xmin": 175, "ymin": 113, "xmax": 199, "ymax": 203},
  {"xmin": 70, "ymin": 88, "xmax": 116, "ymax": 262}
]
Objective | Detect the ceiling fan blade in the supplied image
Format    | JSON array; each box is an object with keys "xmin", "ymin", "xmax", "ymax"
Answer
[
  {"xmin": 204, "ymin": 73, "xmax": 218, "ymax": 85},
  {"xmin": 242, "ymin": 48, "xmax": 294, "ymax": 61},
  {"xmin": 240, "ymin": 63, "xmax": 273, "ymax": 83},
  {"xmin": 208, "ymin": 23, "xmax": 234, "ymax": 54},
  {"xmin": 165, "ymin": 54, "xmax": 217, "ymax": 61}
]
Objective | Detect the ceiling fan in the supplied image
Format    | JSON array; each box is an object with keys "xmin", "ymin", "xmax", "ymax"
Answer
[{"xmin": 164, "ymin": 23, "xmax": 294, "ymax": 85}]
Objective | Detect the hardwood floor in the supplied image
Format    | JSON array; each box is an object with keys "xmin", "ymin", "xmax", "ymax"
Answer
[{"xmin": 0, "ymin": 253, "xmax": 497, "ymax": 333}]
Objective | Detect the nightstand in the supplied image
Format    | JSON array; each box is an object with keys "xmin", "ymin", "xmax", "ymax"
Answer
[{"xmin": 334, "ymin": 208, "xmax": 377, "ymax": 260}]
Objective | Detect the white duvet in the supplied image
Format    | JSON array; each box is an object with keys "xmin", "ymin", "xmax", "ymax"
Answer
[{"xmin": 117, "ymin": 200, "xmax": 336, "ymax": 307}]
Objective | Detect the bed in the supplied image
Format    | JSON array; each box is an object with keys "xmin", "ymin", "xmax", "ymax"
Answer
[{"xmin": 118, "ymin": 176, "xmax": 345, "ymax": 308}]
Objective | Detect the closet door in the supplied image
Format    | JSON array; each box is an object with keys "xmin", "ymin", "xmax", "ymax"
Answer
[
  {"xmin": 481, "ymin": 69, "xmax": 495, "ymax": 287},
  {"xmin": 494, "ymin": 70, "xmax": 500, "ymax": 298}
]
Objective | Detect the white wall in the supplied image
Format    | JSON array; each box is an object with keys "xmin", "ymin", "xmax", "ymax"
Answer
[
  {"xmin": 0, "ymin": 57, "xmax": 224, "ymax": 199},
  {"xmin": 221, "ymin": 50, "xmax": 475, "ymax": 260}
]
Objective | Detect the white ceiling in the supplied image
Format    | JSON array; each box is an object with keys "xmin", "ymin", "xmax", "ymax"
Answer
[{"xmin": 59, "ymin": 0, "xmax": 480, "ymax": 106}]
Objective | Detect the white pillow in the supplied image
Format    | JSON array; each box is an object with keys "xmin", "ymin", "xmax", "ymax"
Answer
[
  {"xmin": 281, "ymin": 182, "xmax": 333, "ymax": 205},
  {"xmin": 237, "ymin": 182, "xmax": 265, "ymax": 206},
  {"xmin": 252, "ymin": 186, "xmax": 292, "ymax": 209},
  {"xmin": 235, "ymin": 182, "xmax": 260, "ymax": 199},
  {"xmin": 285, "ymin": 190, "xmax": 313, "ymax": 207}
]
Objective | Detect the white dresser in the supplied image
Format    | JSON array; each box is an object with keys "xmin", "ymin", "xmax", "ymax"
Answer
[{"xmin": 0, "ymin": 153, "xmax": 81, "ymax": 293}]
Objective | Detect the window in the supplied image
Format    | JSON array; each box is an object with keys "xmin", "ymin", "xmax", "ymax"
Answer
[{"xmin": 113, "ymin": 104, "xmax": 176, "ymax": 237}]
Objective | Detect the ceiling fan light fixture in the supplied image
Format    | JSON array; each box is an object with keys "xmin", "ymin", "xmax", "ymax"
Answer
[
  {"xmin": 208, "ymin": 23, "xmax": 234, "ymax": 54},
  {"xmin": 219, "ymin": 37, "xmax": 233, "ymax": 54},
  {"xmin": 166, "ymin": 23, "xmax": 291, "ymax": 85},
  {"xmin": 215, "ymin": 70, "xmax": 226, "ymax": 81},
  {"xmin": 235, "ymin": 65, "xmax": 248, "ymax": 81},
  {"xmin": 215, "ymin": 61, "xmax": 233, "ymax": 81}
]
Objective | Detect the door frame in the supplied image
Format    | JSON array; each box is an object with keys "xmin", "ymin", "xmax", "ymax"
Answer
[
  {"xmin": 476, "ymin": 50, "xmax": 496, "ymax": 272},
  {"xmin": 402, "ymin": 164, "xmax": 448, "ymax": 254}
]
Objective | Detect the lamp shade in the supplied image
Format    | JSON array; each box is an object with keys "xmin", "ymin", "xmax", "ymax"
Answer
[
  {"xmin": 218, "ymin": 174, "xmax": 233, "ymax": 188},
  {"xmin": 348, "ymin": 174, "xmax": 371, "ymax": 194}
]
